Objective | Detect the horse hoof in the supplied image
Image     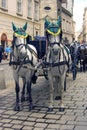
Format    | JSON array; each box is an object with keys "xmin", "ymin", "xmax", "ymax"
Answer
[
  {"xmin": 21, "ymin": 97, "xmax": 25, "ymax": 102},
  {"xmin": 25, "ymin": 97, "xmax": 29, "ymax": 101},
  {"xmin": 14, "ymin": 105, "xmax": 20, "ymax": 111},
  {"xmin": 55, "ymin": 96, "xmax": 61, "ymax": 100},
  {"xmin": 29, "ymin": 104, "xmax": 34, "ymax": 111},
  {"xmin": 48, "ymin": 108, "xmax": 53, "ymax": 112},
  {"xmin": 59, "ymin": 107, "xmax": 65, "ymax": 112}
]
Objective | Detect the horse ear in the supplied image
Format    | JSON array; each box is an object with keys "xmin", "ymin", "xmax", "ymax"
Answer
[
  {"xmin": 12, "ymin": 22, "xmax": 17, "ymax": 31},
  {"xmin": 56, "ymin": 16, "xmax": 61, "ymax": 27},
  {"xmin": 23, "ymin": 22, "xmax": 28, "ymax": 31},
  {"xmin": 44, "ymin": 18, "xmax": 50, "ymax": 29}
]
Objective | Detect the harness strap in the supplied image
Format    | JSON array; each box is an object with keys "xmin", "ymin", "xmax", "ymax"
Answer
[
  {"xmin": 9, "ymin": 50, "xmax": 33, "ymax": 66},
  {"xmin": 43, "ymin": 60, "xmax": 68, "ymax": 67},
  {"xmin": 60, "ymin": 45, "xmax": 67, "ymax": 62},
  {"xmin": 9, "ymin": 60, "xmax": 33, "ymax": 65}
]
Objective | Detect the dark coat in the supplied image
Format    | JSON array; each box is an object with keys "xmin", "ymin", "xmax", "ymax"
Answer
[{"xmin": 0, "ymin": 45, "xmax": 4, "ymax": 62}]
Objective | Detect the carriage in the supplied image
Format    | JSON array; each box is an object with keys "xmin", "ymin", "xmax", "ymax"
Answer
[{"xmin": 29, "ymin": 36, "xmax": 48, "ymax": 79}]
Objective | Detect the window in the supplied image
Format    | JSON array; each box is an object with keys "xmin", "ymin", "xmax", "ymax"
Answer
[
  {"xmin": 34, "ymin": 1, "xmax": 39, "ymax": 21},
  {"xmin": 36, "ymin": 31, "xmax": 38, "ymax": 36},
  {"xmin": 17, "ymin": 0, "xmax": 22, "ymax": 15},
  {"xmin": 66, "ymin": 21, "xmax": 69, "ymax": 32},
  {"xmin": 62, "ymin": 18, "xmax": 65, "ymax": 31},
  {"xmin": 27, "ymin": 0, "xmax": 32, "ymax": 18},
  {"xmin": 1, "ymin": 0, "xmax": 8, "ymax": 10}
]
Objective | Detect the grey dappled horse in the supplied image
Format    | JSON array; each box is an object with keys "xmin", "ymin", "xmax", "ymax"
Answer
[
  {"xmin": 10, "ymin": 22, "xmax": 38, "ymax": 111},
  {"xmin": 45, "ymin": 17, "xmax": 70, "ymax": 111}
]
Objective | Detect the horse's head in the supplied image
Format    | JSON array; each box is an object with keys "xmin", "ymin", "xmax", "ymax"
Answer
[
  {"xmin": 45, "ymin": 16, "xmax": 62, "ymax": 44},
  {"xmin": 12, "ymin": 22, "xmax": 29, "ymax": 58}
]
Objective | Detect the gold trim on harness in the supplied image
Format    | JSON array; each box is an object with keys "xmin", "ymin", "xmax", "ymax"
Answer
[
  {"xmin": 47, "ymin": 28, "xmax": 61, "ymax": 36},
  {"xmin": 14, "ymin": 32, "xmax": 28, "ymax": 38}
]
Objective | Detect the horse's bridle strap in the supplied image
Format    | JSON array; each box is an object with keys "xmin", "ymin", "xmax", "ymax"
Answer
[{"xmin": 16, "ymin": 44, "xmax": 24, "ymax": 48}]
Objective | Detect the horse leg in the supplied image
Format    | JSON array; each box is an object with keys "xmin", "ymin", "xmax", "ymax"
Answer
[
  {"xmin": 21, "ymin": 78, "xmax": 26, "ymax": 102},
  {"xmin": 59, "ymin": 75, "xmax": 65, "ymax": 112},
  {"xmin": 48, "ymin": 71, "xmax": 54, "ymax": 111},
  {"xmin": 55, "ymin": 76, "xmax": 61, "ymax": 100},
  {"xmin": 14, "ymin": 80, "xmax": 20, "ymax": 111},
  {"xmin": 64, "ymin": 76, "xmax": 66, "ymax": 91},
  {"xmin": 27, "ymin": 81, "xmax": 33, "ymax": 111}
]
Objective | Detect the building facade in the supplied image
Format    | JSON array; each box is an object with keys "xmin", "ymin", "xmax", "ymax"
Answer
[
  {"xmin": 83, "ymin": 7, "xmax": 87, "ymax": 42},
  {"xmin": 40, "ymin": 0, "xmax": 75, "ymax": 43},
  {"xmin": 0, "ymin": 0, "xmax": 74, "ymax": 46},
  {"xmin": 0, "ymin": 0, "xmax": 40, "ymax": 45}
]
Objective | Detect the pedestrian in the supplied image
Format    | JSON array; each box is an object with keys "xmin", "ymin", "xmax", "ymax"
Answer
[
  {"xmin": 0, "ymin": 44, "xmax": 4, "ymax": 62},
  {"xmin": 77, "ymin": 40, "xmax": 87, "ymax": 72},
  {"xmin": 5, "ymin": 45, "xmax": 12, "ymax": 60}
]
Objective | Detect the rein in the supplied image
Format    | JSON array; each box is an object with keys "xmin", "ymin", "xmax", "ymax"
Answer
[
  {"xmin": 9, "ymin": 44, "xmax": 34, "ymax": 66},
  {"xmin": 43, "ymin": 60, "xmax": 68, "ymax": 67},
  {"xmin": 9, "ymin": 47, "xmax": 34, "ymax": 72},
  {"xmin": 9, "ymin": 60, "xmax": 33, "ymax": 66}
]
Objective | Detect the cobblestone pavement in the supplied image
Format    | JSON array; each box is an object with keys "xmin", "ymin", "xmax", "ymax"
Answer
[{"xmin": 0, "ymin": 62, "xmax": 87, "ymax": 130}]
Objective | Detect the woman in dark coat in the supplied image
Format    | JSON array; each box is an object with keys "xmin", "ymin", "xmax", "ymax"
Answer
[{"xmin": 0, "ymin": 45, "xmax": 4, "ymax": 62}]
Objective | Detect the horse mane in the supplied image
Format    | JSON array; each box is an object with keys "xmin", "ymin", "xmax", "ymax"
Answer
[{"xmin": 26, "ymin": 35, "xmax": 32, "ymax": 43}]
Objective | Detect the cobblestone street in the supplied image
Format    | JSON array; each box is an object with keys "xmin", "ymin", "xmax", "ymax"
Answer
[{"xmin": 0, "ymin": 62, "xmax": 87, "ymax": 130}]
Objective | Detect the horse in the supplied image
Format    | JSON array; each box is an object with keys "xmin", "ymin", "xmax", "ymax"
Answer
[
  {"xmin": 69, "ymin": 41, "xmax": 79, "ymax": 80},
  {"xmin": 10, "ymin": 22, "xmax": 38, "ymax": 111},
  {"xmin": 45, "ymin": 16, "xmax": 70, "ymax": 111}
]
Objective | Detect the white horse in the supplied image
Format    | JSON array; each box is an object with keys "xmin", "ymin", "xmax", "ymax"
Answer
[
  {"xmin": 45, "ymin": 17, "xmax": 70, "ymax": 111},
  {"xmin": 10, "ymin": 22, "xmax": 38, "ymax": 111}
]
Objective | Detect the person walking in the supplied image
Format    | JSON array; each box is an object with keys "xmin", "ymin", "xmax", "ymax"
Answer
[
  {"xmin": 5, "ymin": 45, "xmax": 12, "ymax": 60},
  {"xmin": 0, "ymin": 44, "xmax": 4, "ymax": 62}
]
